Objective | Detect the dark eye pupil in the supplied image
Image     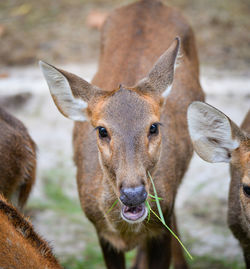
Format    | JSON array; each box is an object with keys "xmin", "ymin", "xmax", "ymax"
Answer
[
  {"xmin": 98, "ymin": 127, "xmax": 108, "ymax": 138},
  {"xmin": 150, "ymin": 124, "xmax": 158, "ymax": 135},
  {"xmin": 243, "ymin": 185, "xmax": 250, "ymax": 197}
]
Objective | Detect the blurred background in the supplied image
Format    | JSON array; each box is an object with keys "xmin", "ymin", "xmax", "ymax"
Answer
[
  {"xmin": 0, "ymin": 0, "xmax": 250, "ymax": 70},
  {"xmin": 0, "ymin": 0, "xmax": 249, "ymax": 268}
]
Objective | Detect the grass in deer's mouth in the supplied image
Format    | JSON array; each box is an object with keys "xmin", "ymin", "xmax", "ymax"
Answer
[
  {"xmin": 147, "ymin": 171, "xmax": 193, "ymax": 260},
  {"xmin": 105, "ymin": 199, "xmax": 119, "ymax": 215},
  {"xmin": 105, "ymin": 172, "xmax": 193, "ymax": 260}
]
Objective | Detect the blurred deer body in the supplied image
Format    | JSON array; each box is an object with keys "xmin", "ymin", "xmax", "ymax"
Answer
[
  {"xmin": 0, "ymin": 195, "xmax": 62, "ymax": 269},
  {"xmin": 229, "ymin": 110, "xmax": 250, "ymax": 266},
  {"xmin": 0, "ymin": 106, "xmax": 36, "ymax": 208},
  {"xmin": 40, "ymin": 0, "xmax": 204, "ymax": 268},
  {"xmin": 187, "ymin": 103, "xmax": 250, "ymax": 267}
]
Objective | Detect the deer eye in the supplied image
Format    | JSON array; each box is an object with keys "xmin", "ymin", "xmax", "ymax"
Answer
[
  {"xmin": 243, "ymin": 184, "xmax": 250, "ymax": 197},
  {"xmin": 97, "ymin": 127, "xmax": 109, "ymax": 139},
  {"xmin": 149, "ymin": 123, "xmax": 159, "ymax": 136}
]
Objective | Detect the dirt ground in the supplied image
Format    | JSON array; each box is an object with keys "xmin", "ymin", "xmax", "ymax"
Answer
[{"xmin": 0, "ymin": 0, "xmax": 250, "ymax": 268}]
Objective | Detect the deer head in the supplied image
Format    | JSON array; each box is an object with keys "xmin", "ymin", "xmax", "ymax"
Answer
[
  {"xmin": 40, "ymin": 38, "xmax": 180, "ymax": 224},
  {"xmin": 187, "ymin": 102, "xmax": 250, "ymax": 222}
]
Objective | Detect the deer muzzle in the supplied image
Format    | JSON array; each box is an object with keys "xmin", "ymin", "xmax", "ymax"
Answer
[{"xmin": 120, "ymin": 185, "xmax": 148, "ymax": 223}]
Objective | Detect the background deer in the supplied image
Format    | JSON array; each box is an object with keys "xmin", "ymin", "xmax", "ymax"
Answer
[
  {"xmin": 0, "ymin": 195, "xmax": 62, "ymax": 269},
  {"xmin": 40, "ymin": 0, "xmax": 204, "ymax": 268},
  {"xmin": 0, "ymin": 106, "xmax": 36, "ymax": 208},
  {"xmin": 187, "ymin": 102, "xmax": 250, "ymax": 267}
]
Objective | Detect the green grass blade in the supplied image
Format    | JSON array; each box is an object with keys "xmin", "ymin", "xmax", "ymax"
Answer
[
  {"xmin": 106, "ymin": 199, "xmax": 118, "ymax": 215},
  {"xmin": 149, "ymin": 194, "xmax": 163, "ymax": 200},
  {"xmin": 147, "ymin": 171, "xmax": 193, "ymax": 260},
  {"xmin": 145, "ymin": 200, "xmax": 151, "ymax": 222},
  {"xmin": 150, "ymin": 207, "xmax": 193, "ymax": 260},
  {"xmin": 148, "ymin": 171, "xmax": 166, "ymax": 225}
]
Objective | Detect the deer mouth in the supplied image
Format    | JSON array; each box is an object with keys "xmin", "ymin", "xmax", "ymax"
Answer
[{"xmin": 121, "ymin": 203, "xmax": 148, "ymax": 223}]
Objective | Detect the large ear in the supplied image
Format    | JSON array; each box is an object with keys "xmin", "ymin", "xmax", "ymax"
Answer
[
  {"xmin": 187, "ymin": 101, "xmax": 242, "ymax": 163},
  {"xmin": 136, "ymin": 37, "xmax": 180, "ymax": 98},
  {"xmin": 39, "ymin": 61, "xmax": 102, "ymax": 121}
]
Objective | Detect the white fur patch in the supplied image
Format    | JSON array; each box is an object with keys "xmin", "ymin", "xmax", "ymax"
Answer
[
  {"xmin": 161, "ymin": 45, "xmax": 181, "ymax": 99},
  {"xmin": 39, "ymin": 61, "xmax": 87, "ymax": 121},
  {"xmin": 162, "ymin": 83, "xmax": 173, "ymax": 98}
]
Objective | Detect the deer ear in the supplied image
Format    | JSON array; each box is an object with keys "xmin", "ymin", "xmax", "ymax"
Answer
[
  {"xmin": 187, "ymin": 101, "xmax": 241, "ymax": 163},
  {"xmin": 39, "ymin": 61, "xmax": 101, "ymax": 121},
  {"xmin": 136, "ymin": 37, "xmax": 180, "ymax": 99}
]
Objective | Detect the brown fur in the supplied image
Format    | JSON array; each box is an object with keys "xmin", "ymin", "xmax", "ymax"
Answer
[
  {"xmin": 41, "ymin": 0, "xmax": 204, "ymax": 268},
  {"xmin": 0, "ymin": 106, "xmax": 36, "ymax": 208},
  {"xmin": 188, "ymin": 104, "xmax": 250, "ymax": 267},
  {"xmin": 0, "ymin": 195, "xmax": 62, "ymax": 269},
  {"xmin": 228, "ymin": 110, "xmax": 250, "ymax": 267},
  {"xmin": 73, "ymin": 1, "xmax": 203, "ymax": 268}
]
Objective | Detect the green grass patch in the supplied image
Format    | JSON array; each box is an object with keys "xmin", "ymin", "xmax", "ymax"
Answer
[
  {"xmin": 125, "ymin": 249, "xmax": 136, "ymax": 268},
  {"xmin": 43, "ymin": 178, "xmax": 81, "ymax": 214},
  {"xmin": 62, "ymin": 243, "xmax": 105, "ymax": 269},
  {"xmin": 188, "ymin": 254, "xmax": 244, "ymax": 269},
  {"xmin": 29, "ymin": 168, "xmax": 82, "ymax": 216},
  {"xmin": 62, "ymin": 243, "xmax": 136, "ymax": 269}
]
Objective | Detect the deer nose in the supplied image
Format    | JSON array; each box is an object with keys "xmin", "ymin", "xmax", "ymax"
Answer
[{"xmin": 120, "ymin": 185, "xmax": 147, "ymax": 206}]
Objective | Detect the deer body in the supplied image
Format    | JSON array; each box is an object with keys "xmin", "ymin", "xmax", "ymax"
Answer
[
  {"xmin": 0, "ymin": 106, "xmax": 36, "ymax": 208},
  {"xmin": 92, "ymin": 0, "xmax": 200, "ymax": 90},
  {"xmin": 0, "ymin": 196, "xmax": 62, "ymax": 269},
  {"xmin": 40, "ymin": 0, "xmax": 204, "ymax": 268},
  {"xmin": 188, "ymin": 103, "xmax": 250, "ymax": 267}
]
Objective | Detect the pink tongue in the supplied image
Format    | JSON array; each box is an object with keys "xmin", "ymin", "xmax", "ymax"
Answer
[
  {"xmin": 124, "ymin": 205, "xmax": 142, "ymax": 214},
  {"xmin": 122, "ymin": 204, "xmax": 145, "ymax": 221}
]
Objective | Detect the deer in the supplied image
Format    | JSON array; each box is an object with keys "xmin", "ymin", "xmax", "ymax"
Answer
[
  {"xmin": 40, "ymin": 0, "xmax": 204, "ymax": 268},
  {"xmin": 187, "ymin": 102, "xmax": 250, "ymax": 267},
  {"xmin": 0, "ymin": 106, "xmax": 36, "ymax": 209},
  {"xmin": 0, "ymin": 195, "xmax": 62, "ymax": 269}
]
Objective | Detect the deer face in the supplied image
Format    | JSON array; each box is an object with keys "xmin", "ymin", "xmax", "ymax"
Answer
[
  {"xmin": 91, "ymin": 87, "xmax": 162, "ymax": 222},
  {"xmin": 187, "ymin": 102, "xmax": 250, "ymax": 224},
  {"xmin": 40, "ymin": 38, "xmax": 180, "ymax": 223}
]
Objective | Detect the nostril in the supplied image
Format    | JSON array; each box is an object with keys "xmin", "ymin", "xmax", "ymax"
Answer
[
  {"xmin": 140, "ymin": 178, "xmax": 145, "ymax": 185},
  {"xmin": 119, "ymin": 183, "xmax": 123, "ymax": 191}
]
